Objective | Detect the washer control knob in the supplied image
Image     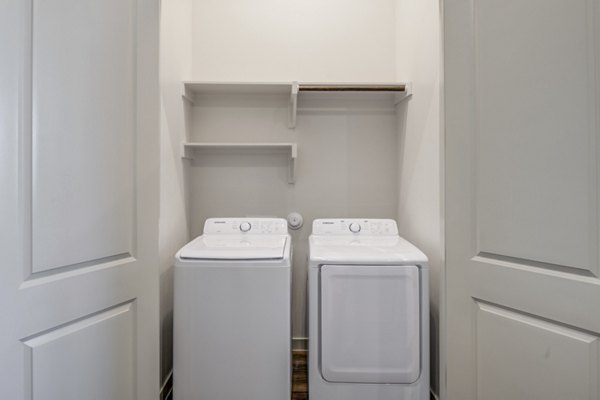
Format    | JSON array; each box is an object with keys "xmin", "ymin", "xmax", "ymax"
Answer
[
  {"xmin": 349, "ymin": 222, "xmax": 361, "ymax": 233},
  {"xmin": 240, "ymin": 222, "xmax": 252, "ymax": 232}
]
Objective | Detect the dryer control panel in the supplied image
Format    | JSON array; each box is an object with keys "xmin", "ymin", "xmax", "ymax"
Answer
[
  {"xmin": 204, "ymin": 218, "xmax": 288, "ymax": 235},
  {"xmin": 312, "ymin": 219, "xmax": 398, "ymax": 236}
]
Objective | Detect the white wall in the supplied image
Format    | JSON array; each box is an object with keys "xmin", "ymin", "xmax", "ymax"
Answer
[
  {"xmin": 395, "ymin": 0, "xmax": 443, "ymax": 397},
  {"xmin": 159, "ymin": 0, "xmax": 192, "ymax": 386},
  {"xmin": 191, "ymin": 0, "xmax": 397, "ymax": 82}
]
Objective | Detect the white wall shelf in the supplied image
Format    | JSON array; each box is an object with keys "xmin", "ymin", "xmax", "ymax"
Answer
[
  {"xmin": 182, "ymin": 81, "xmax": 292, "ymax": 104},
  {"xmin": 182, "ymin": 142, "xmax": 298, "ymax": 184},
  {"xmin": 182, "ymin": 81, "xmax": 412, "ymax": 129}
]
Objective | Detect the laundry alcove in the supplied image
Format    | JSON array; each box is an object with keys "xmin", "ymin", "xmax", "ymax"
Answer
[{"xmin": 159, "ymin": 0, "xmax": 442, "ymax": 398}]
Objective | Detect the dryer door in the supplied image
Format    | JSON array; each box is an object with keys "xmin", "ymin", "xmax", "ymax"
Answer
[{"xmin": 320, "ymin": 264, "xmax": 421, "ymax": 384}]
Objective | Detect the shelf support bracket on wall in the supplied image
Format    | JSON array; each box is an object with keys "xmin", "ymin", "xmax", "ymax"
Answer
[
  {"xmin": 181, "ymin": 143, "xmax": 193, "ymax": 160},
  {"xmin": 394, "ymin": 82, "xmax": 413, "ymax": 104},
  {"xmin": 181, "ymin": 82, "xmax": 195, "ymax": 105},
  {"xmin": 288, "ymin": 81, "xmax": 299, "ymax": 129},
  {"xmin": 288, "ymin": 143, "xmax": 297, "ymax": 184}
]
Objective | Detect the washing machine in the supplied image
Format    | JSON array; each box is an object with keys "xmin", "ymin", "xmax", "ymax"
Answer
[
  {"xmin": 308, "ymin": 218, "xmax": 429, "ymax": 400},
  {"xmin": 174, "ymin": 217, "xmax": 291, "ymax": 400}
]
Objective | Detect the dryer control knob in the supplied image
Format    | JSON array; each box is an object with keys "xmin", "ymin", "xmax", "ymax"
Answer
[
  {"xmin": 240, "ymin": 222, "xmax": 252, "ymax": 232},
  {"xmin": 349, "ymin": 222, "xmax": 361, "ymax": 233}
]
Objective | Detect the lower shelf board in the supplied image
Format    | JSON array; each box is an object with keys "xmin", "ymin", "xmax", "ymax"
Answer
[{"xmin": 181, "ymin": 142, "xmax": 297, "ymax": 184}]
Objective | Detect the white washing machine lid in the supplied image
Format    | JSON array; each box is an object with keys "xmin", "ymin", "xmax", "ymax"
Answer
[
  {"xmin": 310, "ymin": 236, "xmax": 428, "ymax": 264},
  {"xmin": 179, "ymin": 234, "xmax": 288, "ymax": 260},
  {"xmin": 309, "ymin": 219, "xmax": 428, "ymax": 265}
]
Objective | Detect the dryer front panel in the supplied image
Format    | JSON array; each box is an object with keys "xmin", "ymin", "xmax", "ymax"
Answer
[{"xmin": 319, "ymin": 264, "xmax": 420, "ymax": 384}]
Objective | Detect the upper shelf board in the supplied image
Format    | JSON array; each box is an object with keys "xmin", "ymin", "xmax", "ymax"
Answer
[
  {"xmin": 183, "ymin": 81, "xmax": 411, "ymax": 98},
  {"xmin": 183, "ymin": 81, "xmax": 292, "ymax": 97},
  {"xmin": 181, "ymin": 81, "xmax": 412, "ymax": 128}
]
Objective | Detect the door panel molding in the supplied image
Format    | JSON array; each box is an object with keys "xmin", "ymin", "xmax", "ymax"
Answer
[
  {"xmin": 469, "ymin": 257, "xmax": 600, "ymax": 333},
  {"xmin": 21, "ymin": 300, "xmax": 135, "ymax": 347},
  {"xmin": 475, "ymin": 252, "xmax": 598, "ymax": 278},
  {"xmin": 475, "ymin": 301, "xmax": 599, "ymax": 400},
  {"xmin": 20, "ymin": 253, "xmax": 136, "ymax": 289},
  {"xmin": 16, "ymin": 0, "xmax": 34, "ymax": 283},
  {"xmin": 471, "ymin": 0, "xmax": 600, "ymax": 276},
  {"xmin": 473, "ymin": 299, "xmax": 600, "ymax": 339},
  {"xmin": 22, "ymin": 301, "xmax": 136, "ymax": 400},
  {"xmin": 29, "ymin": 0, "xmax": 139, "ymax": 275}
]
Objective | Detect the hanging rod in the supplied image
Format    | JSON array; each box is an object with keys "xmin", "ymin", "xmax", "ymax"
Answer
[{"xmin": 298, "ymin": 84, "xmax": 406, "ymax": 92}]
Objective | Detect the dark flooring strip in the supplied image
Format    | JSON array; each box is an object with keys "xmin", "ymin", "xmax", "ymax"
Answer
[{"xmin": 292, "ymin": 351, "xmax": 308, "ymax": 400}]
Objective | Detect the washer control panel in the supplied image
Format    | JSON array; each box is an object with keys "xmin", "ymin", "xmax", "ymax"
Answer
[
  {"xmin": 312, "ymin": 219, "xmax": 398, "ymax": 236},
  {"xmin": 204, "ymin": 218, "xmax": 288, "ymax": 235}
]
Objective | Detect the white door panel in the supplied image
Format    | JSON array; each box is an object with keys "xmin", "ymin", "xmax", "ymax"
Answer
[
  {"xmin": 476, "ymin": 303, "xmax": 599, "ymax": 400},
  {"xmin": 445, "ymin": 0, "xmax": 600, "ymax": 398},
  {"xmin": 24, "ymin": 303, "xmax": 135, "ymax": 400},
  {"xmin": 474, "ymin": 0, "xmax": 599, "ymax": 274},
  {"xmin": 32, "ymin": 0, "xmax": 136, "ymax": 273},
  {"xmin": 0, "ymin": 0, "xmax": 159, "ymax": 399}
]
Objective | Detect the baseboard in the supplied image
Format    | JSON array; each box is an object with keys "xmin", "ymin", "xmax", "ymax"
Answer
[
  {"xmin": 160, "ymin": 370, "xmax": 173, "ymax": 400},
  {"xmin": 292, "ymin": 336, "xmax": 308, "ymax": 350}
]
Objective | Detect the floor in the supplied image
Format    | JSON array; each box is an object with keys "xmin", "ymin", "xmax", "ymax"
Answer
[{"xmin": 292, "ymin": 351, "xmax": 308, "ymax": 400}]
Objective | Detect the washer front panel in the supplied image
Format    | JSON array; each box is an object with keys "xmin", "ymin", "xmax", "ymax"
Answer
[{"xmin": 320, "ymin": 264, "xmax": 421, "ymax": 384}]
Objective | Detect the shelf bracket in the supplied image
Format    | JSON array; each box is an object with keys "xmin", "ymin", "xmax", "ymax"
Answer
[
  {"xmin": 181, "ymin": 143, "xmax": 193, "ymax": 160},
  {"xmin": 181, "ymin": 82, "xmax": 195, "ymax": 105},
  {"xmin": 288, "ymin": 81, "xmax": 299, "ymax": 129},
  {"xmin": 394, "ymin": 82, "xmax": 413, "ymax": 105},
  {"xmin": 288, "ymin": 144, "xmax": 297, "ymax": 184}
]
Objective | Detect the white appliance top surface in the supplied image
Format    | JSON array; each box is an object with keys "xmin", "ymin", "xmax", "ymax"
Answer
[
  {"xmin": 179, "ymin": 218, "xmax": 289, "ymax": 260},
  {"xmin": 310, "ymin": 219, "xmax": 428, "ymax": 264}
]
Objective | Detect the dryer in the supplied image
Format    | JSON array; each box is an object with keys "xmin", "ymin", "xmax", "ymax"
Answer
[
  {"xmin": 308, "ymin": 218, "xmax": 429, "ymax": 400},
  {"xmin": 174, "ymin": 217, "xmax": 291, "ymax": 400}
]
